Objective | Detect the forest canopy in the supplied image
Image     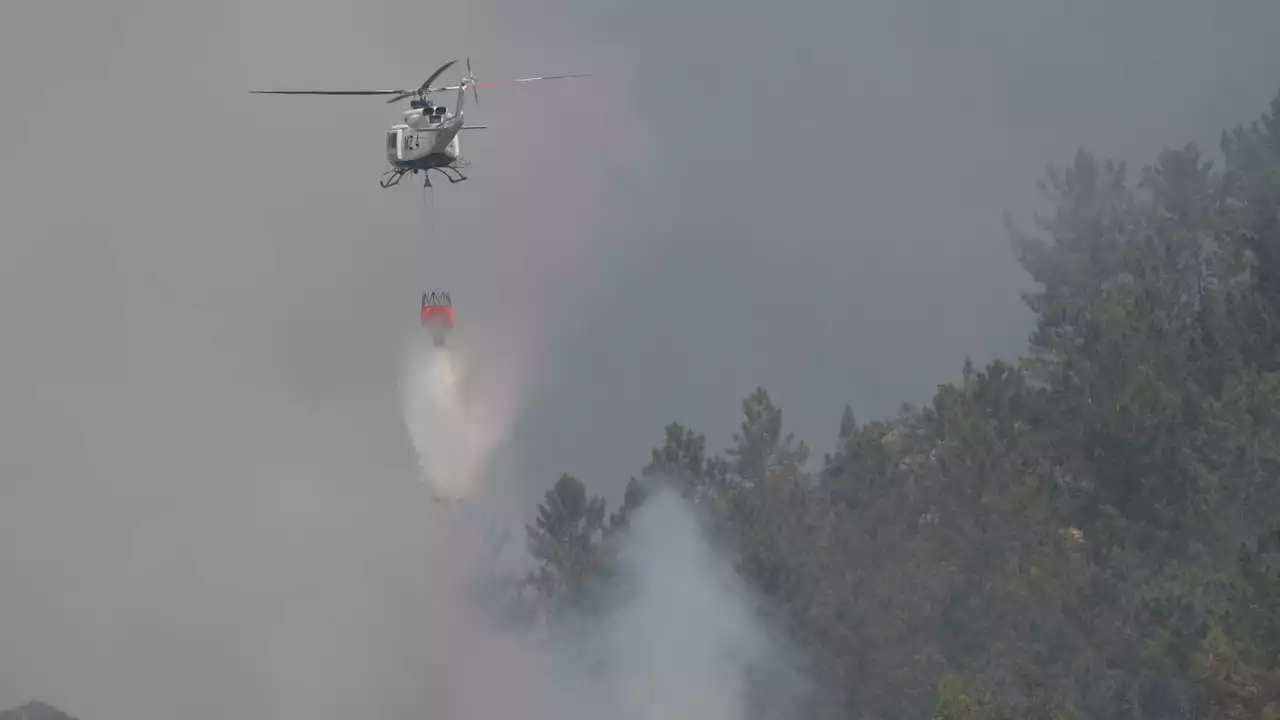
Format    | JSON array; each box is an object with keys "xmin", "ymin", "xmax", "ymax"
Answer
[{"xmin": 514, "ymin": 88, "xmax": 1280, "ymax": 719}]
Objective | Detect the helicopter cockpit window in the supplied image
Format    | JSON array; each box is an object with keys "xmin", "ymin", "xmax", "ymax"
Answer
[{"xmin": 386, "ymin": 131, "xmax": 397, "ymax": 152}]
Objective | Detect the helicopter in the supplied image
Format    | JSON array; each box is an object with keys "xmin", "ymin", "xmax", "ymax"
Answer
[{"xmin": 249, "ymin": 58, "xmax": 591, "ymax": 188}]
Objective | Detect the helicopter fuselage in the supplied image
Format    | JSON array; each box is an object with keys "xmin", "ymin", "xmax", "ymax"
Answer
[{"xmin": 386, "ymin": 108, "xmax": 465, "ymax": 171}]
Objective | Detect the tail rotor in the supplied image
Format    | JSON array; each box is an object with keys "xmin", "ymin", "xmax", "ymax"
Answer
[{"xmin": 466, "ymin": 57, "xmax": 479, "ymax": 105}]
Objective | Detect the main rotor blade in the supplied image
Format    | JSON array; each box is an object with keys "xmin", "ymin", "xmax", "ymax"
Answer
[
  {"xmin": 429, "ymin": 72, "xmax": 592, "ymax": 93},
  {"xmin": 249, "ymin": 89, "xmax": 409, "ymax": 95},
  {"xmin": 421, "ymin": 59, "xmax": 458, "ymax": 92},
  {"xmin": 385, "ymin": 59, "xmax": 459, "ymax": 103}
]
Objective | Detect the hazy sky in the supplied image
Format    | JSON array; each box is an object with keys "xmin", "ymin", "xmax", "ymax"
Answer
[
  {"xmin": 1, "ymin": 0, "xmax": 1278, "ymax": 717},
  {"xmin": 528, "ymin": 0, "xmax": 1280, "ymax": 484}
]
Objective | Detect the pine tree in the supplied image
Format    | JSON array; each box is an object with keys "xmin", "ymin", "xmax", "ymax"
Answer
[
  {"xmin": 726, "ymin": 386, "xmax": 810, "ymax": 483},
  {"xmin": 523, "ymin": 473, "xmax": 607, "ymax": 613}
]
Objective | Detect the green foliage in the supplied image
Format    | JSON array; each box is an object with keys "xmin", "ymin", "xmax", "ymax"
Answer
[
  {"xmin": 637, "ymin": 420, "xmax": 730, "ymax": 502},
  {"xmin": 0, "ymin": 703, "xmax": 79, "ymax": 720},
  {"xmin": 935, "ymin": 674, "xmax": 986, "ymax": 720},
  {"xmin": 523, "ymin": 473, "xmax": 608, "ymax": 615},
  {"xmin": 726, "ymin": 386, "xmax": 810, "ymax": 482},
  {"xmin": 512, "ymin": 86, "xmax": 1280, "ymax": 720}
]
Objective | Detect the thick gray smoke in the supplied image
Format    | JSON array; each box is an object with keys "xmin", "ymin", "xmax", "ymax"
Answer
[
  {"xmin": 561, "ymin": 489, "xmax": 809, "ymax": 719},
  {"xmin": 403, "ymin": 480, "xmax": 806, "ymax": 719}
]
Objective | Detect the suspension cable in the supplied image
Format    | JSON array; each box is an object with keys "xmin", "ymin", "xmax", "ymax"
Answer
[{"xmin": 421, "ymin": 181, "xmax": 439, "ymax": 285}]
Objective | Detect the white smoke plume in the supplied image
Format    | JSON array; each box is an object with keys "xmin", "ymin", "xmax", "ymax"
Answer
[
  {"xmin": 559, "ymin": 488, "xmax": 810, "ymax": 720},
  {"xmin": 397, "ymin": 332, "xmax": 807, "ymax": 718},
  {"xmin": 404, "ymin": 484, "xmax": 809, "ymax": 719},
  {"xmin": 398, "ymin": 334, "xmax": 516, "ymax": 502}
]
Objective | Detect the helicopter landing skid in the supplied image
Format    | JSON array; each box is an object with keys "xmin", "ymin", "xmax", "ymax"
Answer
[
  {"xmin": 380, "ymin": 168, "xmax": 409, "ymax": 188},
  {"xmin": 428, "ymin": 166, "xmax": 468, "ymax": 187},
  {"xmin": 379, "ymin": 165, "xmax": 469, "ymax": 189}
]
